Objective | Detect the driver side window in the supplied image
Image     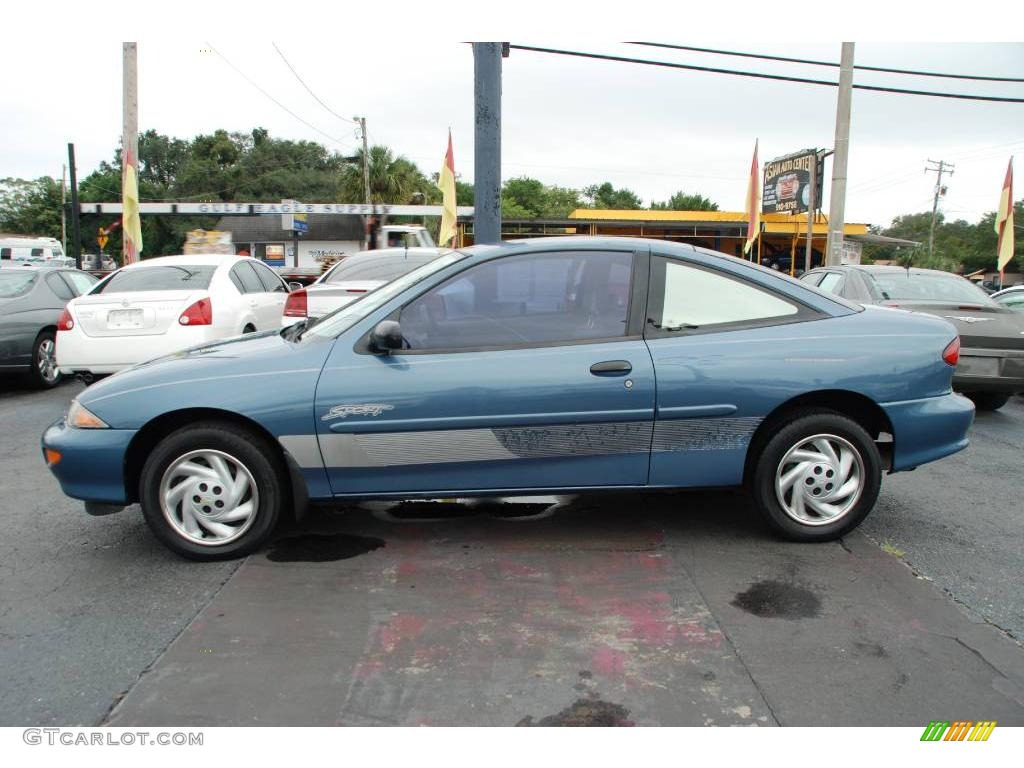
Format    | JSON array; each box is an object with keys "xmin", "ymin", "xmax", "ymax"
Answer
[{"xmin": 399, "ymin": 250, "xmax": 634, "ymax": 351}]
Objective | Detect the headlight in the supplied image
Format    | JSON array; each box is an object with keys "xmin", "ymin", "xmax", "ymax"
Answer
[{"xmin": 67, "ymin": 400, "xmax": 109, "ymax": 429}]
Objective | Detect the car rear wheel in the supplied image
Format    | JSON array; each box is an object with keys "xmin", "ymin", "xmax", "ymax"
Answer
[
  {"xmin": 964, "ymin": 392, "xmax": 1010, "ymax": 411},
  {"xmin": 139, "ymin": 423, "xmax": 286, "ymax": 560},
  {"xmin": 28, "ymin": 331, "xmax": 61, "ymax": 389},
  {"xmin": 752, "ymin": 410, "xmax": 881, "ymax": 541}
]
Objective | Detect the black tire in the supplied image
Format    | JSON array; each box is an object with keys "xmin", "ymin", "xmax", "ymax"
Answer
[
  {"xmin": 751, "ymin": 410, "xmax": 881, "ymax": 542},
  {"xmin": 964, "ymin": 392, "xmax": 1010, "ymax": 411},
  {"xmin": 27, "ymin": 330, "xmax": 62, "ymax": 389},
  {"xmin": 139, "ymin": 423, "xmax": 287, "ymax": 560}
]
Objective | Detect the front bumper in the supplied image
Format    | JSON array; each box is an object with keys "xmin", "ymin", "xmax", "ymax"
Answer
[
  {"xmin": 954, "ymin": 347, "xmax": 1024, "ymax": 394},
  {"xmin": 881, "ymin": 392, "xmax": 975, "ymax": 472},
  {"xmin": 42, "ymin": 418, "xmax": 137, "ymax": 504}
]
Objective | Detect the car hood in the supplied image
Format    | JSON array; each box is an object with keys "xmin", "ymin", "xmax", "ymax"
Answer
[
  {"xmin": 886, "ymin": 302, "xmax": 1024, "ymax": 350},
  {"xmin": 78, "ymin": 328, "xmax": 336, "ymax": 412}
]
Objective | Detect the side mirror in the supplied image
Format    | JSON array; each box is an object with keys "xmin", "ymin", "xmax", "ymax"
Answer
[
  {"xmin": 369, "ymin": 320, "xmax": 403, "ymax": 354},
  {"xmin": 288, "ymin": 281, "xmax": 303, "ymax": 292}
]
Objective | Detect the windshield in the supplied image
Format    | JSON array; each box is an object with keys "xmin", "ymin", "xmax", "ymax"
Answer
[
  {"xmin": 863, "ymin": 271, "xmax": 996, "ymax": 305},
  {"xmin": 91, "ymin": 265, "xmax": 218, "ymax": 294},
  {"xmin": 324, "ymin": 252, "xmax": 440, "ymax": 284},
  {"xmin": 0, "ymin": 271, "xmax": 37, "ymax": 298},
  {"xmin": 304, "ymin": 251, "xmax": 467, "ymax": 340}
]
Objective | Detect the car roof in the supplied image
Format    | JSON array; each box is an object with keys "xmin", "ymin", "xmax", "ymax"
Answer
[
  {"xmin": 119, "ymin": 253, "xmax": 241, "ymax": 269},
  {"xmin": 339, "ymin": 247, "xmax": 447, "ymax": 262}
]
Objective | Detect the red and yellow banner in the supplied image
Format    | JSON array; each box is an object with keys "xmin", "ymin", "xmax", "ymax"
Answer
[
  {"xmin": 995, "ymin": 157, "xmax": 1014, "ymax": 275},
  {"xmin": 122, "ymin": 147, "xmax": 143, "ymax": 264},
  {"xmin": 744, "ymin": 140, "xmax": 760, "ymax": 257},
  {"xmin": 437, "ymin": 131, "xmax": 457, "ymax": 248}
]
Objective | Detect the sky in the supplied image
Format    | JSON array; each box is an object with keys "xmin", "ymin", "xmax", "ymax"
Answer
[{"xmin": 4, "ymin": 4, "xmax": 1023, "ymax": 230}]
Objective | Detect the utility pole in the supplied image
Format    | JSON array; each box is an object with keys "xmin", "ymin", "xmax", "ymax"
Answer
[
  {"xmin": 61, "ymin": 164, "xmax": 67, "ymax": 256},
  {"xmin": 805, "ymin": 157, "xmax": 816, "ymax": 274},
  {"xmin": 123, "ymin": 42, "xmax": 139, "ymax": 264},
  {"xmin": 826, "ymin": 42, "xmax": 855, "ymax": 266},
  {"xmin": 926, "ymin": 159, "xmax": 954, "ymax": 259},
  {"xmin": 354, "ymin": 116, "xmax": 371, "ymax": 249},
  {"xmin": 357, "ymin": 116, "xmax": 370, "ymax": 205},
  {"xmin": 67, "ymin": 144, "xmax": 82, "ymax": 270},
  {"xmin": 473, "ymin": 42, "xmax": 504, "ymax": 245}
]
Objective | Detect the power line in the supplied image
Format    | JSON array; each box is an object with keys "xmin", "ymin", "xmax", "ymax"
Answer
[
  {"xmin": 508, "ymin": 45, "xmax": 1024, "ymax": 103},
  {"xmin": 271, "ymin": 43, "xmax": 357, "ymax": 126},
  {"xmin": 627, "ymin": 43, "xmax": 1024, "ymax": 83},
  {"xmin": 206, "ymin": 43, "xmax": 356, "ymax": 149}
]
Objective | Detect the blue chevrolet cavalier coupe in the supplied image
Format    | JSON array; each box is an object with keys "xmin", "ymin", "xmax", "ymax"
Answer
[{"xmin": 43, "ymin": 237, "xmax": 974, "ymax": 559}]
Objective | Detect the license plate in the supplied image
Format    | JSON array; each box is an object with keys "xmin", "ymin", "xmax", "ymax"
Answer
[
  {"xmin": 107, "ymin": 308, "xmax": 143, "ymax": 329},
  {"xmin": 958, "ymin": 356, "xmax": 999, "ymax": 377}
]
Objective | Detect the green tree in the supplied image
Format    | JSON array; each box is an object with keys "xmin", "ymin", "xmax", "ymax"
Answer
[
  {"xmin": 337, "ymin": 145, "xmax": 434, "ymax": 205},
  {"xmin": 582, "ymin": 182, "xmax": 643, "ymax": 210},
  {"xmin": 500, "ymin": 177, "xmax": 580, "ymax": 219},
  {"xmin": 0, "ymin": 177, "xmax": 63, "ymax": 239},
  {"xmin": 650, "ymin": 191, "xmax": 719, "ymax": 211}
]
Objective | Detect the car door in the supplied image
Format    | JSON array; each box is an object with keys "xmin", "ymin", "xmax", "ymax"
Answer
[
  {"xmin": 229, "ymin": 261, "xmax": 268, "ymax": 330},
  {"xmin": 314, "ymin": 247, "xmax": 655, "ymax": 495},
  {"xmin": 249, "ymin": 260, "xmax": 289, "ymax": 326},
  {"xmin": 645, "ymin": 254, "xmax": 822, "ymax": 487}
]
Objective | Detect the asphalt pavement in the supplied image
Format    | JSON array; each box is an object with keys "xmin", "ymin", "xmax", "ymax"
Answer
[{"xmin": 1, "ymin": 378, "xmax": 1021, "ymax": 726}]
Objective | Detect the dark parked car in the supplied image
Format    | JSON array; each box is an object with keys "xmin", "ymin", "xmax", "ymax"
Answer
[
  {"xmin": 0, "ymin": 267, "xmax": 99, "ymax": 388},
  {"xmin": 801, "ymin": 265, "xmax": 1024, "ymax": 410}
]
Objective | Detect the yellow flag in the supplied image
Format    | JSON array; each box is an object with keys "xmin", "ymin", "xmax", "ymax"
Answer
[
  {"xmin": 744, "ymin": 140, "xmax": 761, "ymax": 257},
  {"xmin": 122, "ymin": 149, "xmax": 143, "ymax": 264},
  {"xmin": 995, "ymin": 157, "xmax": 1014, "ymax": 273},
  {"xmin": 437, "ymin": 131, "xmax": 457, "ymax": 247}
]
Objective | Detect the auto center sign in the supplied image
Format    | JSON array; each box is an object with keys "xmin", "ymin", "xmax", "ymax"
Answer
[{"xmin": 762, "ymin": 150, "xmax": 824, "ymax": 215}]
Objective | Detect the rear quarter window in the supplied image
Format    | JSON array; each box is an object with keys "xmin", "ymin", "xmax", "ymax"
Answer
[{"xmin": 0, "ymin": 271, "xmax": 38, "ymax": 298}]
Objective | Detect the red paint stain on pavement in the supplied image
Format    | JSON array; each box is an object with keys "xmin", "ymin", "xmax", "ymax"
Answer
[
  {"xmin": 591, "ymin": 644, "xmax": 630, "ymax": 678},
  {"xmin": 379, "ymin": 614, "xmax": 429, "ymax": 654}
]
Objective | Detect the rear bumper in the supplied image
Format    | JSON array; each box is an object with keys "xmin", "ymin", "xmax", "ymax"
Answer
[
  {"xmin": 42, "ymin": 418, "xmax": 136, "ymax": 504},
  {"xmin": 954, "ymin": 347, "xmax": 1024, "ymax": 394},
  {"xmin": 56, "ymin": 326, "xmax": 224, "ymax": 374},
  {"xmin": 881, "ymin": 392, "xmax": 975, "ymax": 472}
]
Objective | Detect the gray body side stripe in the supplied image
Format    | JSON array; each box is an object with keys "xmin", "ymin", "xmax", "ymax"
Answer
[
  {"xmin": 280, "ymin": 417, "xmax": 762, "ymax": 469},
  {"xmin": 651, "ymin": 417, "xmax": 763, "ymax": 452}
]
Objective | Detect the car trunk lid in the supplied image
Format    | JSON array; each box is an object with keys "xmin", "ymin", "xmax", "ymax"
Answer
[
  {"xmin": 72, "ymin": 290, "xmax": 208, "ymax": 337},
  {"xmin": 889, "ymin": 301, "xmax": 1024, "ymax": 350},
  {"xmin": 306, "ymin": 281, "xmax": 383, "ymax": 318}
]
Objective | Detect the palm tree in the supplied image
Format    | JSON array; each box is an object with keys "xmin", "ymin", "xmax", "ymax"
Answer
[{"xmin": 338, "ymin": 145, "xmax": 435, "ymax": 204}]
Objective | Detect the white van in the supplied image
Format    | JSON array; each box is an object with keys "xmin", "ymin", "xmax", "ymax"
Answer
[{"xmin": 0, "ymin": 236, "xmax": 68, "ymax": 266}]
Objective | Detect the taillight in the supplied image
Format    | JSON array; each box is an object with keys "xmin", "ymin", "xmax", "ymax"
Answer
[
  {"xmin": 284, "ymin": 288, "xmax": 307, "ymax": 317},
  {"xmin": 179, "ymin": 298, "xmax": 213, "ymax": 326},
  {"xmin": 942, "ymin": 337, "xmax": 960, "ymax": 366},
  {"xmin": 57, "ymin": 308, "xmax": 74, "ymax": 331}
]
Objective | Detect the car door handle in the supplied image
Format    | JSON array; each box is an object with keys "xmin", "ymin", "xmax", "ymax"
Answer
[{"xmin": 590, "ymin": 360, "xmax": 632, "ymax": 376}]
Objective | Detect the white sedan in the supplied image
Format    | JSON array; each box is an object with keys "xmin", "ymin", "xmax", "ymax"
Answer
[
  {"xmin": 56, "ymin": 254, "xmax": 289, "ymax": 375},
  {"xmin": 282, "ymin": 248, "xmax": 446, "ymax": 326}
]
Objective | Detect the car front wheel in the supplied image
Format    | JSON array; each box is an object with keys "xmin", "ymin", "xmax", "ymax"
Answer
[
  {"xmin": 139, "ymin": 424, "xmax": 286, "ymax": 560},
  {"xmin": 752, "ymin": 411, "xmax": 881, "ymax": 541}
]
